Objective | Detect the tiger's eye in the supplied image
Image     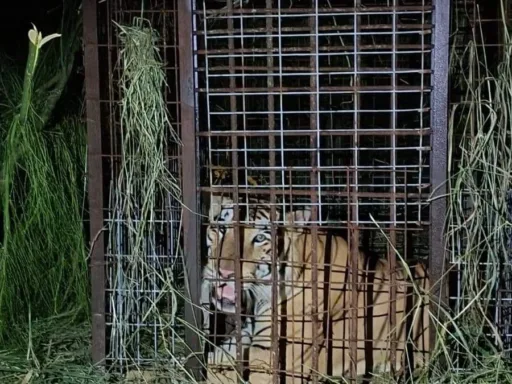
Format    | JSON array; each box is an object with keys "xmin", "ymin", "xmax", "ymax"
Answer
[{"xmin": 254, "ymin": 234, "xmax": 266, "ymax": 242}]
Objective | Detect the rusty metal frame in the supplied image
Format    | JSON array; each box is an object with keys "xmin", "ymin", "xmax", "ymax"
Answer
[
  {"xmin": 179, "ymin": 0, "xmax": 204, "ymax": 379},
  {"xmin": 429, "ymin": 0, "xmax": 450, "ymax": 349},
  {"xmin": 83, "ymin": 0, "xmax": 106, "ymax": 366}
]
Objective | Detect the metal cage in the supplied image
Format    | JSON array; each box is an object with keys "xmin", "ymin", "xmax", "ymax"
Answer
[{"xmin": 83, "ymin": 0, "xmax": 450, "ymax": 381}]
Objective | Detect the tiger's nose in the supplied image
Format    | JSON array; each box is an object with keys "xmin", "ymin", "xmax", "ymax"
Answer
[{"xmin": 218, "ymin": 268, "xmax": 235, "ymax": 279}]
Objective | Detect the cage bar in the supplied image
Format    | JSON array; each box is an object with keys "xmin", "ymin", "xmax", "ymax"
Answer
[
  {"xmin": 308, "ymin": 2, "xmax": 321, "ymax": 381},
  {"xmin": 83, "ymin": 0, "xmax": 106, "ymax": 365},
  {"xmin": 429, "ymin": 0, "xmax": 450, "ymax": 351},
  {"xmin": 178, "ymin": 0, "xmax": 203, "ymax": 378}
]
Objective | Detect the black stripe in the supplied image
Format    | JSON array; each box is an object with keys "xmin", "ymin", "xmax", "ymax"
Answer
[
  {"xmin": 363, "ymin": 250, "xmax": 378, "ymax": 382},
  {"xmin": 403, "ymin": 259, "xmax": 416, "ymax": 384},
  {"xmin": 277, "ymin": 226, "xmax": 288, "ymax": 384},
  {"xmin": 251, "ymin": 344, "xmax": 272, "ymax": 351},
  {"xmin": 333, "ymin": 236, "xmax": 352, "ymax": 376},
  {"xmin": 253, "ymin": 325, "xmax": 273, "ymax": 338},
  {"xmin": 323, "ymin": 231, "xmax": 333, "ymax": 377},
  {"xmin": 245, "ymin": 290, "xmax": 256, "ymax": 313},
  {"xmin": 300, "ymin": 234, "xmax": 308, "ymax": 378},
  {"xmin": 243, "ymin": 302, "xmax": 255, "ymax": 383},
  {"xmin": 239, "ymin": 217, "xmax": 244, "ymax": 268},
  {"xmin": 257, "ymin": 209, "xmax": 270, "ymax": 221},
  {"xmin": 279, "ymin": 283, "xmax": 288, "ymax": 384},
  {"xmin": 242, "ymin": 346, "xmax": 251, "ymax": 381}
]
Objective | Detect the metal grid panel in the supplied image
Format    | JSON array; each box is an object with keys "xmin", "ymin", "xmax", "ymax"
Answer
[
  {"xmin": 196, "ymin": 2, "xmax": 432, "ymax": 230},
  {"xmin": 93, "ymin": 0, "xmax": 185, "ymax": 372},
  {"xmin": 195, "ymin": 0, "xmax": 434, "ymax": 382}
]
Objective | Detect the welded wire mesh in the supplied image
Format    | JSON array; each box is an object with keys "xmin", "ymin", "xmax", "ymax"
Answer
[
  {"xmin": 196, "ymin": 0, "xmax": 432, "ymax": 227},
  {"xmin": 95, "ymin": 0, "xmax": 185, "ymax": 372},
  {"xmin": 195, "ymin": 0, "xmax": 433, "ymax": 382}
]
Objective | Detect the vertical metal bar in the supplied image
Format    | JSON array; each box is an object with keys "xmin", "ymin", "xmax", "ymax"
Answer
[
  {"xmin": 430, "ymin": 0, "xmax": 450, "ymax": 353},
  {"xmin": 309, "ymin": 2, "xmax": 320, "ymax": 382},
  {"xmin": 111, "ymin": 3, "xmax": 123, "ymax": 367},
  {"xmin": 239, "ymin": 8, "xmax": 249, "ymax": 202},
  {"xmin": 403, "ymin": 169, "xmax": 414, "ymax": 379},
  {"xmin": 266, "ymin": 1, "xmax": 279, "ymax": 383},
  {"xmin": 226, "ymin": 0, "xmax": 244, "ymax": 376},
  {"xmin": 83, "ymin": 0, "xmax": 106, "ymax": 366},
  {"xmin": 178, "ymin": 0, "xmax": 202, "ymax": 379},
  {"xmin": 278, "ymin": 3, "xmax": 286, "ymax": 221},
  {"xmin": 170, "ymin": 0, "xmax": 181, "ymax": 356},
  {"xmin": 349, "ymin": 1, "xmax": 361, "ymax": 381},
  {"xmin": 162, "ymin": 0, "xmax": 170, "ymax": 359},
  {"xmin": 349, "ymin": 188, "xmax": 359, "ymax": 383},
  {"xmin": 389, "ymin": 0, "xmax": 398, "ymax": 375}
]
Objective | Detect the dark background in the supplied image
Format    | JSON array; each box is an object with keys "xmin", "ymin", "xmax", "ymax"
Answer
[
  {"xmin": 1, "ymin": 0, "xmax": 63, "ymax": 60},
  {"xmin": 0, "ymin": 0, "xmax": 83, "ymax": 101}
]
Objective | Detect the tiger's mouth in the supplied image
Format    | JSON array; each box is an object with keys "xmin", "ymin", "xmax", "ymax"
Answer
[{"xmin": 211, "ymin": 282, "xmax": 248, "ymax": 313}]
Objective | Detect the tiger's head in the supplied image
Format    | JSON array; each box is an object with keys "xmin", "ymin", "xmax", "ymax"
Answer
[{"xmin": 205, "ymin": 195, "xmax": 311, "ymax": 314}]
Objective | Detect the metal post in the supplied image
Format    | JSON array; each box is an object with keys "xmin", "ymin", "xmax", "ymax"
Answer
[
  {"xmin": 430, "ymin": 0, "xmax": 451, "ymax": 351},
  {"xmin": 178, "ymin": 0, "xmax": 203, "ymax": 379},
  {"xmin": 83, "ymin": 0, "xmax": 106, "ymax": 366}
]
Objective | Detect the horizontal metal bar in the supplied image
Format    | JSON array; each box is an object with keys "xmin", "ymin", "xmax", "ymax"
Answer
[
  {"xmin": 200, "ymin": 85, "xmax": 429, "ymax": 93},
  {"xmin": 195, "ymin": 6, "xmax": 433, "ymax": 16},
  {"xmin": 197, "ymin": 129, "xmax": 431, "ymax": 136},
  {"xmin": 197, "ymin": 44, "xmax": 431, "ymax": 54},
  {"xmin": 200, "ymin": 186, "xmax": 429, "ymax": 199},
  {"xmin": 113, "ymin": 9, "xmax": 177, "ymax": 14},
  {"xmin": 206, "ymin": 164, "xmax": 429, "ymax": 170},
  {"xmin": 205, "ymin": 106, "xmax": 430, "ymax": 113},
  {"xmin": 205, "ymin": 165, "xmax": 427, "ymax": 171},
  {"xmin": 201, "ymin": 49, "xmax": 430, "ymax": 58},
  {"xmin": 104, "ymin": 254, "xmax": 179, "ymax": 259},
  {"xmin": 199, "ymin": 64, "xmax": 431, "ymax": 72},
  {"xmin": 96, "ymin": 43, "xmax": 180, "ymax": 49},
  {"xmin": 206, "ymin": 188, "xmax": 428, "ymax": 193},
  {"xmin": 204, "ymin": 220, "xmax": 429, "ymax": 226},
  {"xmin": 201, "ymin": 200, "xmax": 426, "ymax": 207},
  {"xmin": 208, "ymin": 146, "xmax": 431, "ymax": 152},
  {"xmin": 205, "ymin": 30, "xmax": 430, "ymax": 39},
  {"xmin": 197, "ymin": 24, "xmax": 432, "ymax": 36},
  {"xmin": 205, "ymin": 69, "xmax": 431, "ymax": 77}
]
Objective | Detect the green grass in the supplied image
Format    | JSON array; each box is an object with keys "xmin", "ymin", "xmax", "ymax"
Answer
[
  {"xmin": 0, "ymin": 313, "xmax": 106, "ymax": 384},
  {"xmin": 0, "ymin": 0, "xmax": 88, "ymax": 350}
]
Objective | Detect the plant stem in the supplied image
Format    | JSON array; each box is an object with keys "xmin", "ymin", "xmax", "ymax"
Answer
[
  {"xmin": 1, "ymin": 37, "xmax": 39, "ymax": 259},
  {"xmin": 20, "ymin": 39, "xmax": 39, "ymax": 126}
]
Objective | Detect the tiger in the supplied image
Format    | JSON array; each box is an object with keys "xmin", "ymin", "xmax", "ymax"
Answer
[
  {"xmin": 200, "ymin": 195, "xmax": 264, "ymax": 347},
  {"xmin": 201, "ymin": 195, "xmax": 430, "ymax": 384}
]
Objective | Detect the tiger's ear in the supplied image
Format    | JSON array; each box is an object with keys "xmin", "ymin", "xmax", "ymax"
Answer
[
  {"xmin": 217, "ymin": 206, "xmax": 234, "ymax": 223},
  {"xmin": 209, "ymin": 194, "xmax": 234, "ymax": 222},
  {"xmin": 285, "ymin": 209, "xmax": 311, "ymax": 226}
]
